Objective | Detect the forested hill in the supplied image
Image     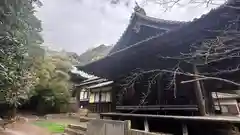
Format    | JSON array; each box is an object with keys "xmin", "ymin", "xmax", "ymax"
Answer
[
  {"xmin": 77, "ymin": 44, "xmax": 112, "ymax": 66},
  {"xmin": 44, "ymin": 44, "xmax": 112, "ymax": 66}
]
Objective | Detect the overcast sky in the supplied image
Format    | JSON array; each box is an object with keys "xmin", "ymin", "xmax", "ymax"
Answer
[{"xmin": 36, "ymin": 0, "xmax": 222, "ymax": 55}]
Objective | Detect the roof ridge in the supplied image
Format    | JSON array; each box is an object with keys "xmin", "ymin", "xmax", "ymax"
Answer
[
  {"xmin": 109, "ymin": 0, "xmax": 233, "ymax": 56},
  {"xmin": 135, "ymin": 12, "xmax": 188, "ymax": 25},
  {"xmin": 108, "ymin": 12, "xmax": 137, "ymax": 55},
  {"xmin": 108, "ymin": 11, "xmax": 187, "ymax": 54}
]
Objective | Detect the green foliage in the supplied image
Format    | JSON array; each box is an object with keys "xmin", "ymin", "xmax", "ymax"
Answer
[
  {"xmin": 0, "ymin": 0, "xmax": 43, "ymax": 111},
  {"xmin": 0, "ymin": 0, "xmax": 77, "ymax": 115},
  {"xmin": 30, "ymin": 55, "xmax": 72, "ymax": 114},
  {"xmin": 33, "ymin": 121, "xmax": 66, "ymax": 133}
]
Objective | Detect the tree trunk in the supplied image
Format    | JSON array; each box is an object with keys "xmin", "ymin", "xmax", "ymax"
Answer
[
  {"xmin": 12, "ymin": 106, "xmax": 16, "ymax": 118},
  {"xmin": 7, "ymin": 106, "xmax": 16, "ymax": 119}
]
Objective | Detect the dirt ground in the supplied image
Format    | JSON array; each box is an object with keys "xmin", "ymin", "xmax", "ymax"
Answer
[
  {"xmin": 0, "ymin": 122, "xmax": 52, "ymax": 135},
  {"xmin": 46, "ymin": 118, "xmax": 87, "ymax": 128},
  {"xmin": 0, "ymin": 113, "xmax": 87, "ymax": 135}
]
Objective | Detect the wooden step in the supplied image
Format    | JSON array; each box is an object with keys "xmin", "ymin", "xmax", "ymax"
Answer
[
  {"xmin": 67, "ymin": 124, "xmax": 87, "ymax": 131},
  {"xmin": 64, "ymin": 128, "xmax": 85, "ymax": 135}
]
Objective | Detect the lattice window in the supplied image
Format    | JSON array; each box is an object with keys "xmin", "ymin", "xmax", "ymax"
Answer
[
  {"xmin": 221, "ymin": 106, "xmax": 228, "ymax": 113},
  {"xmin": 89, "ymin": 93, "xmax": 94, "ymax": 103},
  {"xmin": 106, "ymin": 92, "xmax": 111, "ymax": 102},
  {"xmin": 83, "ymin": 91, "xmax": 88, "ymax": 99},
  {"xmin": 80, "ymin": 89, "xmax": 88, "ymax": 100},
  {"xmin": 80, "ymin": 91, "xmax": 84, "ymax": 100},
  {"xmin": 94, "ymin": 92, "xmax": 100, "ymax": 103},
  {"xmin": 101, "ymin": 92, "xmax": 106, "ymax": 102}
]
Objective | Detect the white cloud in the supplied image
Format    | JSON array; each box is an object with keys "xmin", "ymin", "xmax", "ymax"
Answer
[{"xmin": 36, "ymin": 0, "xmax": 223, "ymax": 54}]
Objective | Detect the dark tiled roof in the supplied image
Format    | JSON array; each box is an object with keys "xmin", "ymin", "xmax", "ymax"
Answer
[
  {"xmin": 135, "ymin": 12, "xmax": 187, "ymax": 25},
  {"xmin": 72, "ymin": 77, "xmax": 109, "ymax": 97},
  {"xmin": 108, "ymin": 12, "xmax": 187, "ymax": 54},
  {"xmin": 75, "ymin": 78, "xmax": 107, "ymax": 87},
  {"xmin": 79, "ymin": 0, "xmax": 238, "ymax": 80},
  {"xmin": 87, "ymin": 81, "xmax": 114, "ymax": 90}
]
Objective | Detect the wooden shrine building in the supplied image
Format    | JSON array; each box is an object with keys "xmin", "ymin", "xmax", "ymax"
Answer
[
  {"xmin": 78, "ymin": 0, "xmax": 240, "ymax": 114},
  {"xmin": 73, "ymin": 76, "xmax": 115, "ymax": 113},
  {"xmin": 77, "ymin": 1, "xmax": 240, "ymax": 134},
  {"xmin": 88, "ymin": 80, "xmax": 114, "ymax": 113}
]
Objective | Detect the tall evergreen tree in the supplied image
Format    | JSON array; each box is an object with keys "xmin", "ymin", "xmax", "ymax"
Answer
[{"xmin": 0, "ymin": 0, "xmax": 43, "ymax": 116}]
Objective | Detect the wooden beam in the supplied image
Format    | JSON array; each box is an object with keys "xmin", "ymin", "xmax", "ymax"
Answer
[
  {"xmin": 193, "ymin": 65, "xmax": 206, "ymax": 116},
  {"xmin": 116, "ymin": 105, "xmax": 198, "ymax": 111},
  {"xmin": 100, "ymin": 112, "xmax": 240, "ymax": 123}
]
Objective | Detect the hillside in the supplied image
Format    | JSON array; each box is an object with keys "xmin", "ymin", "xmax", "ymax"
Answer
[
  {"xmin": 44, "ymin": 44, "xmax": 112, "ymax": 66},
  {"xmin": 77, "ymin": 44, "xmax": 112, "ymax": 66}
]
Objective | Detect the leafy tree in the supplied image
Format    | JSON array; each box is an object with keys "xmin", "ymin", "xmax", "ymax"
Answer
[
  {"xmin": 29, "ymin": 54, "xmax": 73, "ymax": 114},
  {"xmin": 0, "ymin": 0, "xmax": 43, "ymax": 117}
]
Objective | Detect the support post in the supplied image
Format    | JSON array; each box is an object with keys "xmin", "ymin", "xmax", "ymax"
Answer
[
  {"xmin": 205, "ymin": 91, "xmax": 215, "ymax": 115},
  {"xmin": 124, "ymin": 120, "xmax": 131, "ymax": 135},
  {"xmin": 144, "ymin": 118, "xmax": 149, "ymax": 132},
  {"xmin": 193, "ymin": 65, "xmax": 206, "ymax": 116},
  {"xmin": 200, "ymin": 82, "xmax": 214, "ymax": 115},
  {"xmin": 76, "ymin": 89, "xmax": 80, "ymax": 108},
  {"xmin": 157, "ymin": 75, "xmax": 162, "ymax": 105},
  {"xmin": 111, "ymin": 85, "xmax": 116, "ymax": 112},
  {"xmin": 98, "ymin": 91, "xmax": 101, "ymax": 113},
  {"xmin": 100, "ymin": 113, "xmax": 103, "ymax": 119},
  {"xmin": 182, "ymin": 123, "xmax": 188, "ymax": 135}
]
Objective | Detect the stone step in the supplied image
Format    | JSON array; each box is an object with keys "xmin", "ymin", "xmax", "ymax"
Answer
[
  {"xmin": 79, "ymin": 117, "xmax": 95, "ymax": 122},
  {"xmin": 64, "ymin": 128, "xmax": 86, "ymax": 135},
  {"xmin": 67, "ymin": 124, "xmax": 87, "ymax": 132},
  {"xmin": 78, "ymin": 109, "xmax": 89, "ymax": 117},
  {"xmin": 87, "ymin": 113, "xmax": 100, "ymax": 119}
]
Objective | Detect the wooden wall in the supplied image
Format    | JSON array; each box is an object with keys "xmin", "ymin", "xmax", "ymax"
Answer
[
  {"xmin": 116, "ymin": 73, "xmax": 198, "ymax": 107},
  {"xmin": 88, "ymin": 103, "xmax": 112, "ymax": 113}
]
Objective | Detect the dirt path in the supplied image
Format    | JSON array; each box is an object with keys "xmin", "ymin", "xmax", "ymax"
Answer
[
  {"xmin": 0, "ymin": 129, "xmax": 25, "ymax": 135},
  {"xmin": 0, "ymin": 113, "xmax": 88, "ymax": 135},
  {"xmin": 0, "ymin": 123, "xmax": 52, "ymax": 135}
]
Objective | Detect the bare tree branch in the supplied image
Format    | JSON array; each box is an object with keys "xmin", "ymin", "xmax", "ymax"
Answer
[{"xmin": 181, "ymin": 77, "xmax": 240, "ymax": 86}]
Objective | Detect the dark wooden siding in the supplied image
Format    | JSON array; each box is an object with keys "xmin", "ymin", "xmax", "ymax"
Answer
[{"xmin": 88, "ymin": 103, "xmax": 112, "ymax": 113}]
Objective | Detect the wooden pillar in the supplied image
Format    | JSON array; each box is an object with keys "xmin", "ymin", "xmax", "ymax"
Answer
[
  {"xmin": 193, "ymin": 65, "xmax": 206, "ymax": 116},
  {"xmin": 98, "ymin": 91, "xmax": 101, "ymax": 113},
  {"xmin": 200, "ymin": 82, "xmax": 215, "ymax": 115},
  {"xmin": 76, "ymin": 88, "xmax": 80, "ymax": 108},
  {"xmin": 144, "ymin": 118, "xmax": 149, "ymax": 132},
  {"xmin": 157, "ymin": 75, "xmax": 162, "ymax": 105},
  {"xmin": 124, "ymin": 120, "xmax": 131, "ymax": 135},
  {"xmin": 205, "ymin": 90, "xmax": 215, "ymax": 115},
  {"xmin": 111, "ymin": 85, "xmax": 116, "ymax": 112},
  {"xmin": 182, "ymin": 123, "xmax": 188, "ymax": 135}
]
